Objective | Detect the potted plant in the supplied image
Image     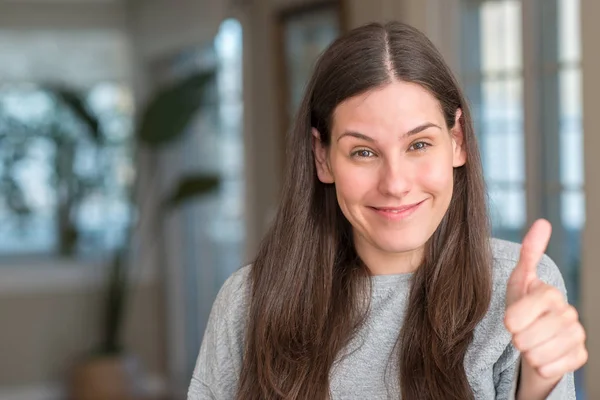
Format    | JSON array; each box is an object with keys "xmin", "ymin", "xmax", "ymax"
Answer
[{"xmin": 55, "ymin": 71, "xmax": 219, "ymax": 400}]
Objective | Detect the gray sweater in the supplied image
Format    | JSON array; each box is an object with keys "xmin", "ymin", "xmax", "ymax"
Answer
[{"xmin": 188, "ymin": 239, "xmax": 575, "ymax": 399}]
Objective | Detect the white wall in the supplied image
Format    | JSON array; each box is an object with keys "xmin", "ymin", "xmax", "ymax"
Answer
[
  {"xmin": 0, "ymin": 1, "xmax": 126, "ymax": 31},
  {"xmin": 125, "ymin": 0, "xmax": 228, "ymax": 62},
  {"xmin": 0, "ymin": 1, "xmax": 132, "ymax": 86}
]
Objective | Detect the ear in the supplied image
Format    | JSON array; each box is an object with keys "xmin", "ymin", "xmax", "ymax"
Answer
[
  {"xmin": 312, "ymin": 128, "xmax": 335, "ymax": 183},
  {"xmin": 451, "ymin": 108, "xmax": 467, "ymax": 167}
]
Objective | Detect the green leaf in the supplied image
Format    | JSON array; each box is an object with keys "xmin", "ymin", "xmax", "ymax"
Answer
[
  {"xmin": 164, "ymin": 174, "xmax": 220, "ymax": 209},
  {"xmin": 45, "ymin": 86, "xmax": 102, "ymax": 144},
  {"xmin": 136, "ymin": 71, "xmax": 215, "ymax": 147}
]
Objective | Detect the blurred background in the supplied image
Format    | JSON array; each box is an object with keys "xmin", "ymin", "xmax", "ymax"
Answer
[{"xmin": 0, "ymin": 0, "xmax": 597, "ymax": 399}]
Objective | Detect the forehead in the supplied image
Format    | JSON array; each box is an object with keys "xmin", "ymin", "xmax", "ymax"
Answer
[{"xmin": 331, "ymin": 81, "xmax": 445, "ymax": 135}]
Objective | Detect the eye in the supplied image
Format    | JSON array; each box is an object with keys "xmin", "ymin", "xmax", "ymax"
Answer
[
  {"xmin": 351, "ymin": 149, "xmax": 376, "ymax": 158},
  {"xmin": 409, "ymin": 141, "xmax": 431, "ymax": 152}
]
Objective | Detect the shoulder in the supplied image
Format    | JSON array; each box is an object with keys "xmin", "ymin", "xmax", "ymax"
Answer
[
  {"xmin": 219, "ymin": 264, "xmax": 252, "ymax": 297},
  {"xmin": 212, "ymin": 264, "xmax": 252, "ymax": 322},
  {"xmin": 201, "ymin": 264, "xmax": 252, "ymax": 362},
  {"xmin": 204, "ymin": 264, "xmax": 252, "ymax": 343},
  {"xmin": 190, "ymin": 265, "xmax": 252, "ymax": 398},
  {"xmin": 489, "ymin": 237, "xmax": 567, "ymax": 293}
]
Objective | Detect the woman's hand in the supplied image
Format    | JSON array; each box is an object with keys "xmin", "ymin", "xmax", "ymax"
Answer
[{"xmin": 504, "ymin": 219, "xmax": 588, "ymax": 400}]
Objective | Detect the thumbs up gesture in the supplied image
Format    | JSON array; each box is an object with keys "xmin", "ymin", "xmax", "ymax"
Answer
[{"xmin": 504, "ymin": 219, "xmax": 588, "ymax": 399}]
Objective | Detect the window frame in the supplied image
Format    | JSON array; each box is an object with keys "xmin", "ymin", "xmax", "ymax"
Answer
[{"xmin": 458, "ymin": 0, "xmax": 584, "ymax": 304}]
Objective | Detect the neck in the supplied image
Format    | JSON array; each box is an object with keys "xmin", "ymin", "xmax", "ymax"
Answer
[{"xmin": 354, "ymin": 233, "xmax": 423, "ymax": 276}]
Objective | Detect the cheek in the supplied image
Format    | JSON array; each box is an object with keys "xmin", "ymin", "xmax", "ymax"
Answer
[
  {"xmin": 330, "ymin": 157, "xmax": 375, "ymax": 203},
  {"xmin": 334, "ymin": 168, "xmax": 371, "ymax": 203},
  {"xmin": 417, "ymin": 156, "xmax": 454, "ymax": 193}
]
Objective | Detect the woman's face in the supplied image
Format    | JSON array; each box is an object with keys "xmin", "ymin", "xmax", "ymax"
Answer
[{"xmin": 313, "ymin": 81, "xmax": 466, "ymax": 271}]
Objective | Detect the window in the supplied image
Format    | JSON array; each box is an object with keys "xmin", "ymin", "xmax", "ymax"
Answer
[
  {"xmin": 0, "ymin": 28, "xmax": 134, "ymax": 261},
  {"xmin": 460, "ymin": 0, "xmax": 584, "ymax": 307},
  {"xmin": 461, "ymin": 0, "xmax": 525, "ymax": 243},
  {"xmin": 460, "ymin": 1, "xmax": 585, "ymax": 394},
  {"xmin": 0, "ymin": 83, "xmax": 134, "ymax": 259}
]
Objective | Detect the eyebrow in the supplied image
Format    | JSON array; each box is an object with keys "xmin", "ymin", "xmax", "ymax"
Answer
[{"xmin": 337, "ymin": 122, "xmax": 442, "ymax": 143}]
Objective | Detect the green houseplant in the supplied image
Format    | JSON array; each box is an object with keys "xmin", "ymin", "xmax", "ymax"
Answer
[
  {"xmin": 57, "ymin": 70, "xmax": 219, "ymax": 399},
  {"xmin": 96, "ymin": 70, "xmax": 220, "ymax": 358}
]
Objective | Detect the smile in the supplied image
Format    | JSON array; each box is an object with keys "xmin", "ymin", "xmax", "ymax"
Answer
[{"xmin": 369, "ymin": 199, "xmax": 427, "ymax": 220}]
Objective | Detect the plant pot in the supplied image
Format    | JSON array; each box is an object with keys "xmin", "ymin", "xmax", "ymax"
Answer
[{"xmin": 70, "ymin": 353, "xmax": 143, "ymax": 400}]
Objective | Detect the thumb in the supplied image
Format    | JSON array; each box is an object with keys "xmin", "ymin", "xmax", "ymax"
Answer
[{"xmin": 506, "ymin": 219, "xmax": 552, "ymax": 306}]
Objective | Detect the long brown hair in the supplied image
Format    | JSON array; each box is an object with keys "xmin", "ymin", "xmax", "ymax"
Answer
[{"xmin": 237, "ymin": 21, "xmax": 493, "ymax": 400}]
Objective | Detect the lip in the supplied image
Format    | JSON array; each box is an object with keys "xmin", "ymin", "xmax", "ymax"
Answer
[{"xmin": 369, "ymin": 199, "xmax": 427, "ymax": 221}]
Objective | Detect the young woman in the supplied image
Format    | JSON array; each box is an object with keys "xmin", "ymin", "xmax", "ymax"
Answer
[{"xmin": 188, "ymin": 21, "xmax": 587, "ymax": 399}]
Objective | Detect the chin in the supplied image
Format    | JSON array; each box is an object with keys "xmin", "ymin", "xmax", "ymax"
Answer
[{"xmin": 372, "ymin": 231, "xmax": 429, "ymax": 254}]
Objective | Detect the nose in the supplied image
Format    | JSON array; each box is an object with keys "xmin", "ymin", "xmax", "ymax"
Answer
[{"xmin": 377, "ymin": 157, "xmax": 412, "ymax": 197}]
